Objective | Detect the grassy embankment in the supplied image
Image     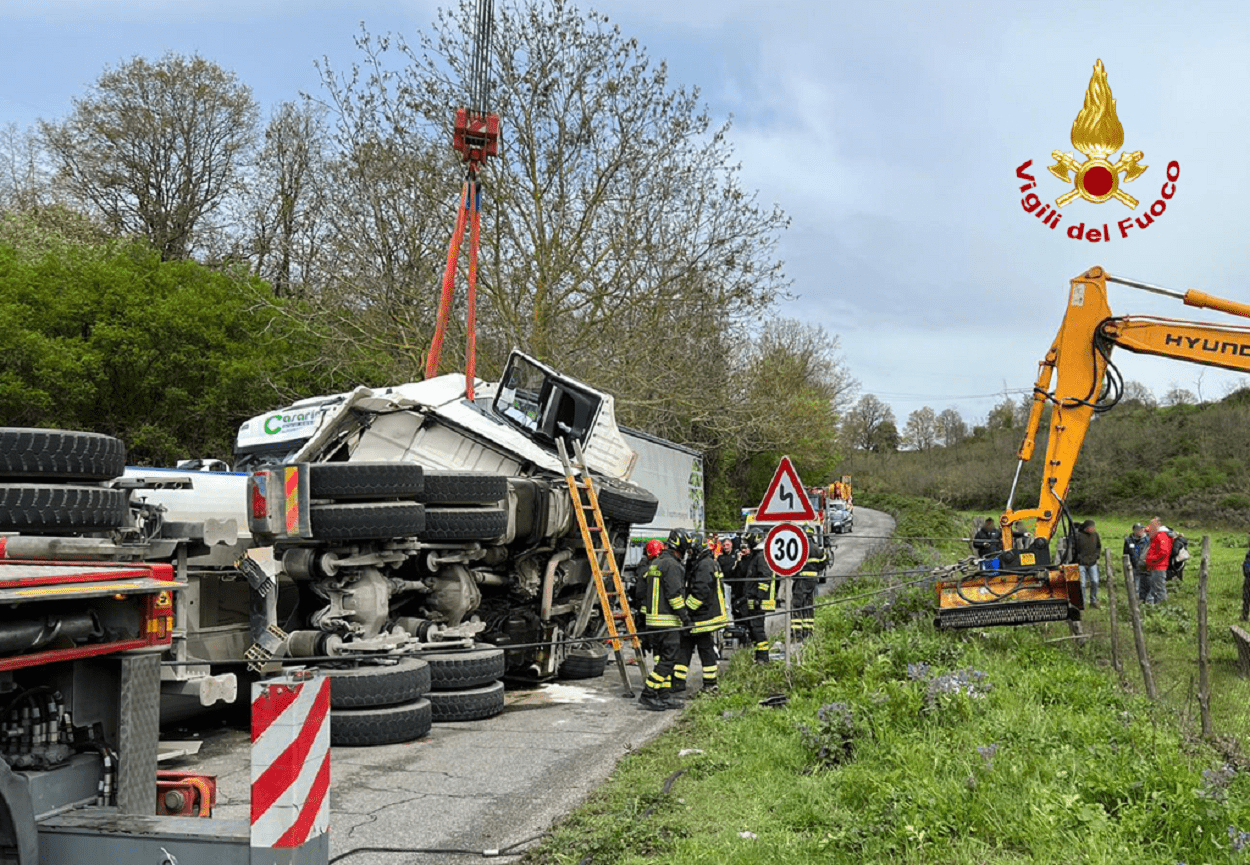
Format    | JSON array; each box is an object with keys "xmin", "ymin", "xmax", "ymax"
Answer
[
  {"xmin": 951, "ymin": 510, "xmax": 1250, "ymax": 757},
  {"xmin": 524, "ymin": 494, "xmax": 1250, "ymax": 865}
]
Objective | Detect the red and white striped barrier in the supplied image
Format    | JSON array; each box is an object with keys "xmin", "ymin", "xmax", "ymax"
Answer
[{"xmin": 251, "ymin": 672, "xmax": 331, "ymax": 852}]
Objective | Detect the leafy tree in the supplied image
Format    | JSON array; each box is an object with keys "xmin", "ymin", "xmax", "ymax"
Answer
[
  {"xmin": 936, "ymin": 407, "xmax": 967, "ymax": 446},
  {"xmin": 0, "ymin": 236, "xmax": 349, "ymax": 464},
  {"xmin": 39, "ymin": 52, "xmax": 259, "ymax": 260},
  {"xmin": 902, "ymin": 406, "xmax": 937, "ymax": 451},
  {"xmin": 985, "ymin": 395, "xmax": 1019, "ymax": 430},
  {"xmin": 843, "ymin": 394, "xmax": 897, "ymax": 452}
]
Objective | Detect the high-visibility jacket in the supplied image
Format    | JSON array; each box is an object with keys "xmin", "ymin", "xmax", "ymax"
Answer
[
  {"xmin": 743, "ymin": 551, "xmax": 776, "ymax": 611},
  {"xmin": 799, "ymin": 544, "xmax": 826, "ymax": 580},
  {"xmin": 644, "ymin": 549, "xmax": 689, "ymax": 628},
  {"xmin": 686, "ymin": 550, "xmax": 728, "ymax": 634}
]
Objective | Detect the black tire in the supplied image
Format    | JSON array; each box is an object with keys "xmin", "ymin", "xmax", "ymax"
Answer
[
  {"xmin": 558, "ymin": 646, "xmax": 609, "ymax": 680},
  {"xmin": 593, "ymin": 476, "xmax": 659, "ymax": 525},
  {"xmin": 416, "ymin": 472, "xmax": 507, "ymax": 505},
  {"xmin": 309, "ymin": 502, "xmax": 425, "ymax": 541},
  {"xmin": 326, "ymin": 658, "xmax": 431, "ymax": 709},
  {"xmin": 422, "ymin": 507, "xmax": 508, "ymax": 541},
  {"xmin": 0, "ymin": 428, "xmax": 126, "ymax": 482},
  {"xmin": 330, "ymin": 698, "xmax": 432, "ymax": 747},
  {"xmin": 423, "ymin": 647, "xmax": 506, "ymax": 690},
  {"xmin": 0, "ymin": 484, "xmax": 129, "ymax": 532},
  {"xmin": 309, "ymin": 462, "xmax": 424, "ymax": 500},
  {"xmin": 427, "ymin": 680, "xmax": 505, "ymax": 722}
]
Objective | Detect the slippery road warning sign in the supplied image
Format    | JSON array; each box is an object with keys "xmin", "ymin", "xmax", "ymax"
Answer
[
  {"xmin": 764, "ymin": 523, "xmax": 809, "ymax": 578},
  {"xmin": 755, "ymin": 456, "xmax": 817, "ymax": 523}
]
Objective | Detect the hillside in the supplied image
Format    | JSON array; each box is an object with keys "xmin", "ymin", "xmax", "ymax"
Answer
[{"xmin": 847, "ymin": 389, "xmax": 1250, "ymax": 528}]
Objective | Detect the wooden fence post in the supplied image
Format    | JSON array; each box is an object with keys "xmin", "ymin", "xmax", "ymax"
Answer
[
  {"xmin": 1197, "ymin": 536, "xmax": 1212, "ymax": 738},
  {"xmin": 1122, "ymin": 553, "xmax": 1157, "ymax": 700},
  {"xmin": 1103, "ymin": 548, "xmax": 1121, "ymax": 677}
]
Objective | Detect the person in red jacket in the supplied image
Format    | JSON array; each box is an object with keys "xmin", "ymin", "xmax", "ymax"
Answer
[{"xmin": 1143, "ymin": 516, "xmax": 1173, "ymax": 605}]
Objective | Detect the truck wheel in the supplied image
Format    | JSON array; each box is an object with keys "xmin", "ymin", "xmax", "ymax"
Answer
[
  {"xmin": 309, "ymin": 462, "xmax": 424, "ymax": 500},
  {"xmin": 423, "ymin": 647, "xmax": 506, "ymax": 690},
  {"xmin": 558, "ymin": 646, "xmax": 609, "ymax": 680},
  {"xmin": 592, "ymin": 477, "xmax": 659, "ymax": 524},
  {"xmin": 427, "ymin": 680, "xmax": 505, "ymax": 722},
  {"xmin": 309, "ymin": 502, "xmax": 425, "ymax": 540},
  {"xmin": 0, "ymin": 428, "xmax": 125, "ymax": 482},
  {"xmin": 326, "ymin": 658, "xmax": 431, "ymax": 709},
  {"xmin": 422, "ymin": 507, "xmax": 508, "ymax": 541},
  {"xmin": 0, "ymin": 484, "xmax": 129, "ymax": 532},
  {"xmin": 416, "ymin": 472, "xmax": 507, "ymax": 505},
  {"xmin": 330, "ymin": 698, "xmax": 432, "ymax": 746}
]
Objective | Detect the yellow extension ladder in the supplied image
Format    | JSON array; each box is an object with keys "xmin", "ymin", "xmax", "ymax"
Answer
[{"xmin": 556, "ymin": 438, "xmax": 648, "ymax": 694}]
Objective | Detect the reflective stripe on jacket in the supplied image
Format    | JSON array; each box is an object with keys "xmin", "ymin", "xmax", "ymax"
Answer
[
  {"xmin": 645, "ymin": 549, "xmax": 687, "ymax": 628},
  {"xmin": 687, "ymin": 551, "xmax": 728, "ymax": 634}
]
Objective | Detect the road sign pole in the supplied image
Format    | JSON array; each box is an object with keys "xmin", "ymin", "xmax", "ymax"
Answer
[{"xmin": 784, "ymin": 573, "xmax": 792, "ymax": 670}]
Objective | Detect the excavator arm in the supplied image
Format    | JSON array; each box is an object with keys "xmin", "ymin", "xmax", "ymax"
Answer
[{"xmin": 937, "ymin": 265, "xmax": 1250, "ymax": 629}]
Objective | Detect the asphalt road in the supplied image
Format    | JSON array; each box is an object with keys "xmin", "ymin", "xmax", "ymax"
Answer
[{"xmin": 175, "ymin": 507, "xmax": 895, "ymax": 864}]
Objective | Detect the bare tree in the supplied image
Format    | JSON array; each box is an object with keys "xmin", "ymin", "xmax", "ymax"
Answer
[
  {"xmin": 243, "ymin": 101, "xmax": 330, "ymax": 296},
  {"xmin": 903, "ymin": 406, "xmax": 938, "ymax": 451},
  {"xmin": 936, "ymin": 407, "xmax": 967, "ymax": 446},
  {"xmin": 311, "ymin": 0, "xmax": 788, "ymax": 385},
  {"xmin": 1122, "ymin": 379, "xmax": 1157, "ymax": 408},
  {"xmin": 0, "ymin": 124, "xmax": 54, "ymax": 210},
  {"xmin": 1162, "ymin": 385, "xmax": 1197, "ymax": 407},
  {"xmin": 39, "ymin": 52, "xmax": 259, "ymax": 260}
]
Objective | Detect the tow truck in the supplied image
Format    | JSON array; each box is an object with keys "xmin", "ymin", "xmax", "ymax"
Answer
[
  {"xmin": 937, "ymin": 265, "xmax": 1250, "ymax": 628},
  {"xmin": 0, "ymin": 429, "xmax": 328, "ymax": 864}
]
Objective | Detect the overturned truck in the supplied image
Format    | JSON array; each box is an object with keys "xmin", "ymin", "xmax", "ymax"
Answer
[{"xmin": 238, "ymin": 351, "xmax": 660, "ymax": 679}]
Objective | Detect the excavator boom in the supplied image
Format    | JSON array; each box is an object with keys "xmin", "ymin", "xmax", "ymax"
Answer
[{"xmin": 937, "ymin": 265, "xmax": 1250, "ymax": 629}]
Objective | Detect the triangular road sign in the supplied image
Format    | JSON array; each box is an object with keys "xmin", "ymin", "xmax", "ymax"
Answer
[{"xmin": 755, "ymin": 456, "xmax": 817, "ymax": 522}]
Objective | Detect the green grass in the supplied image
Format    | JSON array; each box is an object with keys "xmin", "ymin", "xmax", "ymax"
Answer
[{"xmin": 523, "ymin": 498, "xmax": 1250, "ymax": 865}]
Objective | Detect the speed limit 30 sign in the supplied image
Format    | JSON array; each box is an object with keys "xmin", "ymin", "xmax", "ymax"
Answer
[{"xmin": 764, "ymin": 523, "xmax": 809, "ymax": 577}]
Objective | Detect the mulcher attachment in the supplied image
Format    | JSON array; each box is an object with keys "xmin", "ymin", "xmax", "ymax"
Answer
[{"xmin": 935, "ymin": 551, "xmax": 1083, "ymax": 630}]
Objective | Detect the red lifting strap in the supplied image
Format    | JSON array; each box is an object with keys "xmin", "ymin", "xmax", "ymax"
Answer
[{"xmin": 426, "ymin": 181, "xmax": 483, "ymax": 401}]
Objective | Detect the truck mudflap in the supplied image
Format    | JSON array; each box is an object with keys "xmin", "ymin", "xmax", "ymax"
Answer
[{"xmin": 935, "ymin": 561, "xmax": 1083, "ymax": 630}]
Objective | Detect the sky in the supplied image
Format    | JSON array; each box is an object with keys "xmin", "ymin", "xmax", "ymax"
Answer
[{"xmin": 4, "ymin": 0, "xmax": 1250, "ymax": 429}]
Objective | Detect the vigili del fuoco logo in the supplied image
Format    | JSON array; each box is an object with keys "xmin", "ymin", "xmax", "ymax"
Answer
[{"xmin": 1016, "ymin": 59, "xmax": 1179, "ymax": 243}]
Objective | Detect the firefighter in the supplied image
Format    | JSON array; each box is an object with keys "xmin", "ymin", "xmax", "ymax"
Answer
[
  {"xmin": 672, "ymin": 531, "xmax": 728, "ymax": 695},
  {"xmin": 639, "ymin": 529, "xmax": 692, "ymax": 711},
  {"xmin": 633, "ymin": 539, "xmax": 665, "ymax": 656},
  {"xmin": 791, "ymin": 529, "xmax": 824, "ymax": 640},
  {"xmin": 741, "ymin": 532, "xmax": 775, "ymax": 663}
]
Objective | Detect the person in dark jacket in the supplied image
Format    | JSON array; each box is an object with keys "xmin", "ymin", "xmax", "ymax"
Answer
[
  {"xmin": 1074, "ymin": 519, "xmax": 1102, "ymax": 607},
  {"xmin": 715, "ymin": 537, "xmax": 743, "ymax": 643},
  {"xmin": 972, "ymin": 518, "xmax": 1001, "ymax": 557},
  {"xmin": 790, "ymin": 530, "xmax": 824, "ymax": 640},
  {"xmin": 639, "ymin": 529, "xmax": 692, "ymax": 711},
  {"xmin": 673, "ymin": 532, "xmax": 728, "ymax": 695},
  {"xmin": 1123, "ymin": 523, "xmax": 1149, "ymax": 603},
  {"xmin": 741, "ymin": 533, "xmax": 775, "ymax": 664}
]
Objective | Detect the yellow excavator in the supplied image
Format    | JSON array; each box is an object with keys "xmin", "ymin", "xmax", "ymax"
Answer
[{"xmin": 936, "ymin": 265, "xmax": 1250, "ymax": 628}]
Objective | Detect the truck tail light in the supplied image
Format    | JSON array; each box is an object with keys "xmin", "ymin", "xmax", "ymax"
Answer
[{"xmin": 250, "ymin": 472, "xmax": 270, "ymax": 519}]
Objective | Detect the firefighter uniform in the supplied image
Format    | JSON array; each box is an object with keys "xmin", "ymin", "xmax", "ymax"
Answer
[
  {"xmin": 742, "ymin": 542, "xmax": 775, "ymax": 663},
  {"xmin": 640, "ymin": 546, "xmax": 690, "ymax": 710},
  {"xmin": 674, "ymin": 546, "xmax": 728, "ymax": 694},
  {"xmin": 791, "ymin": 539, "xmax": 824, "ymax": 640}
]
